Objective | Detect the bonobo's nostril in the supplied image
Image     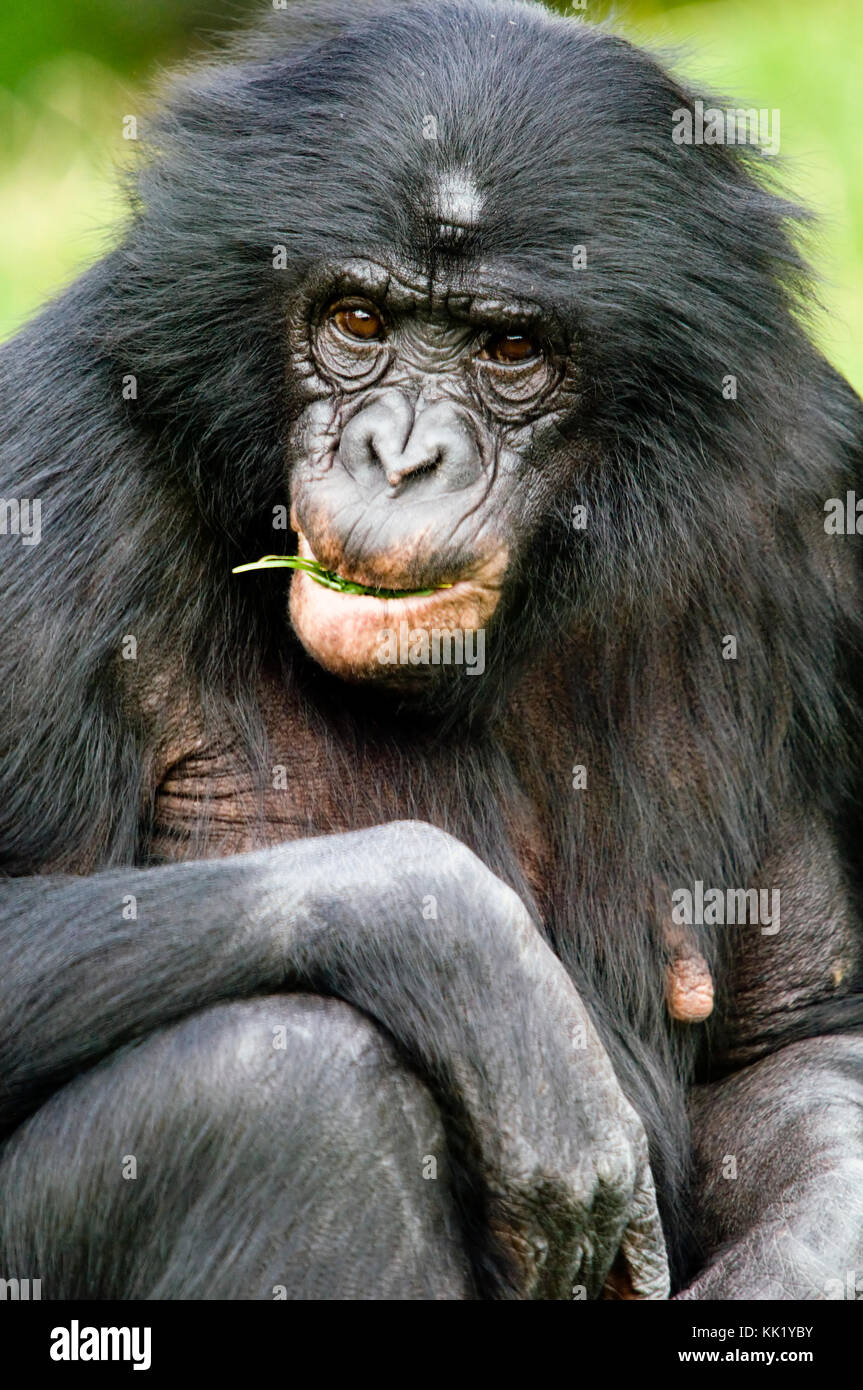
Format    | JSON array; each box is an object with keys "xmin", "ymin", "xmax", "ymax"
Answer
[
  {"xmin": 385, "ymin": 451, "xmax": 442, "ymax": 487},
  {"xmin": 384, "ymin": 446, "xmax": 445, "ymax": 489},
  {"xmin": 339, "ymin": 392, "xmax": 484, "ymax": 492}
]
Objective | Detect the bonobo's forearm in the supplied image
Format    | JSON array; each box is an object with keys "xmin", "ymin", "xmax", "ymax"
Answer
[
  {"xmin": 678, "ymin": 1034, "xmax": 863, "ymax": 1299},
  {"xmin": 0, "ymin": 824, "xmax": 537, "ymax": 1131},
  {"xmin": 0, "ymin": 839, "xmax": 321, "ymax": 1131}
]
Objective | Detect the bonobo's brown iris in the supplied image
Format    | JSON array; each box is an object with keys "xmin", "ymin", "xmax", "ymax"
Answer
[
  {"xmin": 480, "ymin": 332, "xmax": 540, "ymax": 364},
  {"xmin": 332, "ymin": 305, "xmax": 384, "ymax": 340}
]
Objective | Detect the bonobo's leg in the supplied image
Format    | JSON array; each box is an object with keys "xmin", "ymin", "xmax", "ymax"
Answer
[
  {"xmin": 678, "ymin": 1035, "xmax": 863, "ymax": 1300},
  {"xmin": 677, "ymin": 818, "xmax": 863, "ymax": 1299},
  {"xmin": 0, "ymin": 995, "xmax": 473, "ymax": 1299}
]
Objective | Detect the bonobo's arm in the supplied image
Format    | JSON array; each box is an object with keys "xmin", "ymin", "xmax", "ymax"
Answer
[
  {"xmin": 0, "ymin": 820, "xmax": 668, "ymax": 1300},
  {"xmin": 679, "ymin": 817, "xmax": 863, "ymax": 1299}
]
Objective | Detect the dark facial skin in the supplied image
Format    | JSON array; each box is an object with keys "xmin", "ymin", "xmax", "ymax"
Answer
[{"xmin": 285, "ymin": 258, "xmax": 581, "ymax": 681}]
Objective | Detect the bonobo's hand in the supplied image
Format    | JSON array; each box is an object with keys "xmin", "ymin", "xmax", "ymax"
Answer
[{"xmin": 258, "ymin": 820, "xmax": 670, "ymax": 1300}]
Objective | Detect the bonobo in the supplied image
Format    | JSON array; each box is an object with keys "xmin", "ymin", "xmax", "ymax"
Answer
[{"xmin": 0, "ymin": 0, "xmax": 861, "ymax": 1300}]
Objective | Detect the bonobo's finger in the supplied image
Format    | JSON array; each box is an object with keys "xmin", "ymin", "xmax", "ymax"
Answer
[{"xmin": 604, "ymin": 1159, "xmax": 671, "ymax": 1300}]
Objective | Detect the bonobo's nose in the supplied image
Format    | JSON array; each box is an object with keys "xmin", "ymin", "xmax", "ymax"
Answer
[{"xmin": 338, "ymin": 390, "xmax": 484, "ymax": 491}]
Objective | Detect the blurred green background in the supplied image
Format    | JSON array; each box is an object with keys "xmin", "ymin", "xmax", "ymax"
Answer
[{"xmin": 0, "ymin": 0, "xmax": 859, "ymax": 390}]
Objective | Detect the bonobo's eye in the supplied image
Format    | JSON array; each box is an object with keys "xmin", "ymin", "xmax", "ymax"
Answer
[
  {"xmin": 479, "ymin": 332, "xmax": 541, "ymax": 365},
  {"xmin": 472, "ymin": 322, "xmax": 559, "ymax": 420},
  {"xmin": 314, "ymin": 296, "xmax": 391, "ymax": 391},
  {"xmin": 331, "ymin": 304, "xmax": 385, "ymax": 342}
]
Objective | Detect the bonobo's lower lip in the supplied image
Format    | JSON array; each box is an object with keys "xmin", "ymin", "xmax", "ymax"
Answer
[{"xmin": 287, "ymin": 533, "xmax": 508, "ymax": 682}]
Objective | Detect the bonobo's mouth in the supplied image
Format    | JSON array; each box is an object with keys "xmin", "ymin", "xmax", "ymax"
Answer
[
  {"xmin": 233, "ymin": 552, "xmax": 453, "ymax": 600},
  {"xmin": 236, "ymin": 531, "xmax": 507, "ymax": 683}
]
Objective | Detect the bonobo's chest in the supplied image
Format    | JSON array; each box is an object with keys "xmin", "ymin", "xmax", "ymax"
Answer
[
  {"xmin": 145, "ymin": 663, "xmax": 861, "ymax": 1062},
  {"xmin": 149, "ymin": 667, "xmax": 559, "ymax": 915}
]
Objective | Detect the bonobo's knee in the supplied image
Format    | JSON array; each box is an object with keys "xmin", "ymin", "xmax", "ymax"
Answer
[{"xmin": 0, "ymin": 996, "xmax": 472, "ymax": 1298}]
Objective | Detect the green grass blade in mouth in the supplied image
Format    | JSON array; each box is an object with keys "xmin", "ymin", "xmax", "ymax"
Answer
[{"xmin": 232, "ymin": 554, "xmax": 451, "ymax": 599}]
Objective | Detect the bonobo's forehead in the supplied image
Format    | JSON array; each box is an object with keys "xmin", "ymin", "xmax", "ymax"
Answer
[
  {"xmin": 150, "ymin": 0, "xmax": 710, "ymax": 329},
  {"xmin": 431, "ymin": 170, "xmax": 484, "ymax": 251},
  {"xmin": 243, "ymin": 1, "xmax": 691, "ymax": 312}
]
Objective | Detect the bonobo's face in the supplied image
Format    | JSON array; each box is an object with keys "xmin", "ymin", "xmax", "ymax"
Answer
[
  {"xmin": 285, "ymin": 246, "xmax": 581, "ymax": 684},
  {"xmin": 120, "ymin": 0, "xmax": 800, "ymax": 697}
]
